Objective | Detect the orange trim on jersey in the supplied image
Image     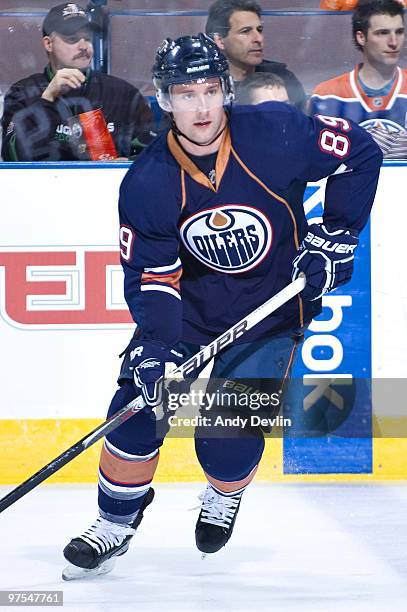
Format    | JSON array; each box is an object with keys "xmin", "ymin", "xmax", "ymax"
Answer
[
  {"xmin": 297, "ymin": 294, "xmax": 304, "ymax": 329},
  {"xmin": 99, "ymin": 445, "xmax": 159, "ymax": 485},
  {"xmin": 141, "ymin": 268, "xmax": 182, "ymax": 291},
  {"xmin": 205, "ymin": 465, "xmax": 259, "ymax": 494},
  {"xmin": 214, "ymin": 127, "xmax": 231, "ymax": 191},
  {"xmin": 167, "ymin": 126, "xmax": 231, "ymax": 193},
  {"xmin": 231, "ymin": 146, "xmax": 304, "ymax": 327},
  {"xmin": 230, "ymin": 144, "xmax": 300, "ymax": 249},
  {"xmin": 280, "ymin": 335, "xmax": 301, "ymax": 395},
  {"xmin": 181, "ymin": 168, "xmax": 186, "ymax": 210},
  {"xmin": 229, "ymin": 144, "xmax": 304, "ymax": 328}
]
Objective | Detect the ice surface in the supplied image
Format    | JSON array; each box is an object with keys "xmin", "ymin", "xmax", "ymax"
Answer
[{"xmin": 1, "ymin": 482, "xmax": 407, "ymax": 612}]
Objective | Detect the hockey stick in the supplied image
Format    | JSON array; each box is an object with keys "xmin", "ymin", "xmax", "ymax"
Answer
[{"xmin": 0, "ymin": 273, "xmax": 305, "ymax": 514}]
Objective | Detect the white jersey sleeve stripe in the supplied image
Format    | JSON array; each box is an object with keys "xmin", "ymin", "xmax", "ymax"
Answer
[
  {"xmin": 140, "ymin": 284, "xmax": 181, "ymax": 299},
  {"xmin": 144, "ymin": 258, "xmax": 182, "ymax": 274}
]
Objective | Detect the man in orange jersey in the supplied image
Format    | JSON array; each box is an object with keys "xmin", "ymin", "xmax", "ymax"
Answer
[{"xmin": 312, "ymin": 0, "xmax": 407, "ymax": 158}]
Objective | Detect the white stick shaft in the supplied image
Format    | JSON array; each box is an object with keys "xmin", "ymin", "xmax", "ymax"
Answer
[
  {"xmin": 119, "ymin": 273, "xmax": 306, "ymax": 413},
  {"xmin": 0, "ymin": 276, "xmax": 307, "ymax": 513},
  {"xmin": 242, "ymin": 273, "xmax": 306, "ymax": 331},
  {"xmin": 177, "ymin": 273, "xmax": 306, "ymax": 377}
]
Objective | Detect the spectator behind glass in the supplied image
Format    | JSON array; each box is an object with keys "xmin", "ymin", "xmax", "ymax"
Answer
[
  {"xmin": 235, "ymin": 72, "xmax": 289, "ymax": 104},
  {"xmin": 320, "ymin": 0, "xmax": 406, "ymax": 9},
  {"xmin": 1, "ymin": 3, "xmax": 156, "ymax": 161},
  {"xmin": 310, "ymin": 0, "xmax": 407, "ymax": 160},
  {"xmin": 205, "ymin": 0, "xmax": 306, "ymax": 111}
]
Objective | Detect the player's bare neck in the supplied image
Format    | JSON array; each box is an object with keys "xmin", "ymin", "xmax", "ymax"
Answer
[
  {"xmin": 359, "ymin": 60, "xmax": 397, "ymax": 89},
  {"xmin": 178, "ymin": 134, "xmax": 221, "ymax": 157}
]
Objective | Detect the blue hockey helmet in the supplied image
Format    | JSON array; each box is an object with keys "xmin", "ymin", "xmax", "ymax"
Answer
[{"xmin": 152, "ymin": 33, "xmax": 234, "ymax": 111}]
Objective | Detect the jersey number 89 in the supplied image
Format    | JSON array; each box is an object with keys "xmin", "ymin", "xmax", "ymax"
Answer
[{"xmin": 317, "ymin": 115, "xmax": 351, "ymax": 159}]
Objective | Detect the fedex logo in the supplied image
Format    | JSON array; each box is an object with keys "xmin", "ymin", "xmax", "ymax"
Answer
[{"xmin": 0, "ymin": 246, "xmax": 133, "ymax": 329}]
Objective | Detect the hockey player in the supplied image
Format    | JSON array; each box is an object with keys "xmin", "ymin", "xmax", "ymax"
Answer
[
  {"xmin": 311, "ymin": 0, "xmax": 407, "ymax": 158},
  {"xmin": 62, "ymin": 34, "xmax": 382, "ymax": 580}
]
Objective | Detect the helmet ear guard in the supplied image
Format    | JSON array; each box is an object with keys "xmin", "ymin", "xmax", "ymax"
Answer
[{"xmin": 154, "ymin": 83, "xmax": 172, "ymax": 112}]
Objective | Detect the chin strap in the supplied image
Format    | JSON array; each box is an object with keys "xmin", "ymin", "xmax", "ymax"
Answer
[{"xmin": 170, "ymin": 107, "xmax": 231, "ymax": 148}]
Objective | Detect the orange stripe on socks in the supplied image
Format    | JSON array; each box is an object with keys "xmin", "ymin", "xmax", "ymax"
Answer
[
  {"xmin": 205, "ymin": 465, "xmax": 258, "ymax": 494},
  {"xmin": 99, "ymin": 444, "xmax": 159, "ymax": 485}
]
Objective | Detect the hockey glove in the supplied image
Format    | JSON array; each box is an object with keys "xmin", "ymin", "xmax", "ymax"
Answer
[
  {"xmin": 129, "ymin": 340, "xmax": 183, "ymax": 407},
  {"xmin": 292, "ymin": 223, "xmax": 359, "ymax": 301}
]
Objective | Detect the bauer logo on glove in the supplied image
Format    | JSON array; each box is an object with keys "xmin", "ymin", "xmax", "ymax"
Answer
[
  {"xmin": 292, "ymin": 223, "xmax": 359, "ymax": 301},
  {"xmin": 303, "ymin": 229, "xmax": 358, "ymax": 255}
]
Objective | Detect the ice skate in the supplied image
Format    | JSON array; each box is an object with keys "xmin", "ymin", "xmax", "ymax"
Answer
[
  {"xmin": 195, "ymin": 484, "xmax": 242, "ymax": 555},
  {"xmin": 62, "ymin": 487, "xmax": 154, "ymax": 580}
]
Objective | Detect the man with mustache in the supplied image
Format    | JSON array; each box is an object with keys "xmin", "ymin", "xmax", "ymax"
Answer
[
  {"xmin": 206, "ymin": 0, "xmax": 306, "ymax": 111},
  {"xmin": 1, "ymin": 3, "xmax": 155, "ymax": 161}
]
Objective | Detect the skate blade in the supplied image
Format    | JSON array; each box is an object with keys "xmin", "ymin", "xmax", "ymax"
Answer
[
  {"xmin": 62, "ymin": 558, "xmax": 116, "ymax": 581},
  {"xmin": 201, "ymin": 553, "xmax": 207, "ymax": 560}
]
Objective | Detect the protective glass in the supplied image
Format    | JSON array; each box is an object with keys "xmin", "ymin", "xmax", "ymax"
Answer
[{"xmin": 156, "ymin": 77, "xmax": 228, "ymax": 112}]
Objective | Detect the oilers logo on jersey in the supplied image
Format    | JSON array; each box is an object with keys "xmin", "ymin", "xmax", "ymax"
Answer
[
  {"xmin": 118, "ymin": 105, "xmax": 381, "ymax": 345},
  {"xmin": 180, "ymin": 205, "xmax": 273, "ymax": 273},
  {"xmin": 360, "ymin": 118, "xmax": 406, "ymax": 134}
]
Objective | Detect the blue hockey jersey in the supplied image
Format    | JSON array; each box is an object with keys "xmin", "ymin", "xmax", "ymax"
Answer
[{"xmin": 118, "ymin": 103, "xmax": 382, "ymax": 346}]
